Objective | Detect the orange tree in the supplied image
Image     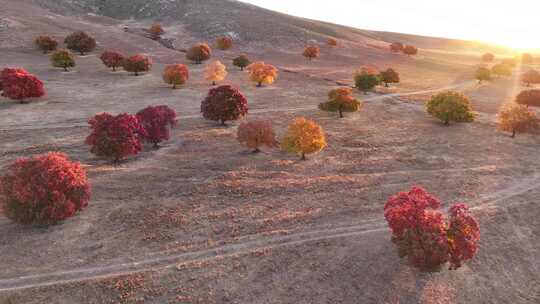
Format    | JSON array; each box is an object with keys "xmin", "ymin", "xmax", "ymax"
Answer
[
  {"xmin": 35, "ymin": 35, "xmax": 58, "ymax": 53},
  {"xmin": 426, "ymin": 91, "xmax": 475, "ymax": 125},
  {"xmin": 237, "ymin": 120, "xmax": 279, "ymax": 153},
  {"xmin": 281, "ymin": 117, "xmax": 326, "ymax": 160},
  {"xmin": 246, "ymin": 62, "xmax": 278, "ymax": 87},
  {"xmin": 186, "ymin": 43, "xmax": 212, "ymax": 64},
  {"xmin": 319, "ymin": 87, "xmax": 362, "ymax": 118},
  {"xmin": 205, "ymin": 60, "xmax": 228, "ymax": 85},
  {"xmin": 498, "ymin": 104, "xmax": 540, "ymax": 138},
  {"xmin": 303, "ymin": 45, "xmax": 320, "ymax": 61},
  {"xmin": 162, "ymin": 64, "xmax": 189, "ymax": 89}
]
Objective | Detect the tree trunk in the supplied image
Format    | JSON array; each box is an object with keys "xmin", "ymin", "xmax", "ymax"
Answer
[
  {"xmin": 257, "ymin": 82, "xmax": 262, "ymax": 87},
  {"xmin": 135, "ymin": 71, "xmax": 139, "ymax": 76},
  {"xmin": 212, "ymin": 81, "xmax": 216, "ymax": 86},
  {"xmin": 240, "ymin": 67, "xmax": 244, "ymax": 71},
  {"xmin": 385, "ymin": 82, "xmax": 389, "ymax": 87},
  {"xmin": 339, "ymin": 108, "xmax": 343, "ymax": 118},
  {"xmin": 63, "ymin": 65, "xmax": 68, "ymax": 72},
  {"xmin": 253, "ymin": 148, "xmax": 261, "ymax": 154},
  {"xmin": 153, "ymin": 142, "xmax": 160, "ymax": 149},
  {"xmin": 220, "ymin": 119, "xmax": 226, "ymax": 126},
  {"xmin": 112, "ymin": 66, "xmax": 116, "ymax": 72},
  {"xmin": 19, "ymin": 99, "xmax": 27, "ymax": 104},
  {"xmin": 444, "ymin": 119, "xmax": 450, "ymax": 126},
  {"xmin": 511, "ymin": 129, "xmax": 516, "ymax": 138},
  {"xmin": 301, "ymin": 153, "xmax": 306, "ymax": 161}
]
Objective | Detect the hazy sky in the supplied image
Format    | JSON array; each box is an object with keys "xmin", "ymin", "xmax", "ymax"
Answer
[{"xmin": 241, "ymin": 0, "xmax": 538, "ymax": 50}]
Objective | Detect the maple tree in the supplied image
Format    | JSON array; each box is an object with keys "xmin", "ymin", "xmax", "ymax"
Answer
[
  {"xmin": 426, "ymin": 91, "xmax": 475, "ymax": 125},
  {"xmin": 303, "ymin": 45, "xmax": 320, "ymax": 61},
  {"xmin": 491, "ymin": 63, "xmax": 512, "ymax": 77},
  {"xmin": 379, "ymin": 68, "xmax": 400, "ymax": 87},
  {"xmin": 216, "ymin": 37, "xmax": 233, "ymax": 50},
  {"xmin": 498, "ymin": 103, "xmax": 540, "ymax": 138},
  {"xmin": 232, "ymin": 54, "xmax": 250, "ymax": 71},
  {"xmin": 123, "ymin": 54, "xmax": 152, "ymax": 76},
  {"xmin": 50, "ymin": 49, "xmax": 76, "ymax": 71},
  {"xmin": 403, "ymin": 45, "xmax": 418, "ymax": 56},
  {"xmin": 520, "ymin": 70, "xmax": 540, "ymax": 87},
  {"xmin": 475, "ymin": 67, "xmax": 492, "ymax": 84},
  {"xmin": 327, "ymin": 38, "xmax": 338, "ymax": 47},
  {"xmin": 515, "ymin": 89, "xmax": 540, "ymax": 107},
  {"xmin": 64, "ymin": 31, "xmax": 96, "ymax": 55},
  {"xmin": 319, "ymin": 87, "xmax": 362, "ymax": 118},
  {"xmin": 100, "ymin": 50, "xmax": 125, "ymax": 72},
  {"xmin": 186, "ymin": 43, "xmax": 212, "ymax": 64},
  {"xmin": 149, "ymin": 23, "xmax": 165, "ymax": 40},
  {"xmin": 390, "ymin": 42, "xmax": 404, "ymax": 52},
  {"xmin": 35, "ymin": 35, "xmax": 58, "ymax": 53},
  {"xmin": 1, "ymin": 68, "xmax": 45, "ymax": 103}
]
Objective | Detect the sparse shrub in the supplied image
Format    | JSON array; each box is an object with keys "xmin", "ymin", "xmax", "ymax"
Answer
[
  {"xmin": 384, "ymin": 186, "xmax": 479, "ymax": 271},
  {"xmin": 247, "ymin": 62, "xmax": 278, "ymax": 87},
  {"xmin": 475, "ymin": 67, "xmax": 491, "ymax": 84},
  {"xmin": 136, "ymin": 105, "xmax": 177, "ymax": 148},
  {"xmin": 498, "ymin": 104, "xmax": 540, "ymax": 137},
  {"xmin": 1, "ymin": 69, "xmax": 45, "ymax": 103},
  {"xmin": 515, "ymin": 89, "xmax": 540, "ymax": 107},
  {"xmin": 162, "ymin": 64, "xmax": 189, "ymax": 89},
  {"xmin": 327, "ymin": 38, "xmax": 338, "ymax": 47},
  {"xmin": 100, "ymin": 50, "xmax": 125, "ymax": 72},
  {"xmin": 201, "ymin": 85, "xmax": 248, "ymax": 125},
  {"xmin": 232, "ymin": 54, "xmax": 250, "ymax": 71},
  {"xmin": 186, "ymin": 43, "xmax": 212, "ymax": 64},
  {"xmin": 379, "ymin": 68, "xmax": 400, "ymax": 87},
  {"xmin": 148, "ymin": 23, "xmax": 164, "ymax": 40},
  {"xmin": 319, "ymin": 87, "xmax": 362, "ymax": 118},
  {"xmin": 281, "ymin": 117, "xmax": 326, "ymax": 160},
  {"xmin": 402, "ymin": 45, "xmax": 418, "ymax": 56},
  {"xmin": 205, "ymin": 60, "xmax": 227, "ymax": 85},
  {"xmin": 491, "ymin": 63, "xmax": 512, "ymax": 77},
  {"xmin": 481, "ymin": 52, "xmax": 494, "ymax": 62},
  {"xmin": 64, "ymin": 31, "xmax": 96, "ymax": 55},
  {"xmin": 426, "ymin": 91, "xmax": 475, "ymax": 125},
  {"xmin": 237, "ymin": 120, "xmax": 279, "ymax": 153},
  {"xmin": 215, "ymin": 37, "xmax": 233, "ymax": 50},
  {"xmin": 35, "ymin": 35, "xmax": 58, "ymax": 53},
  {"xmin": 520, "ymin": 70, "xmax": 540, "ymax": 87},
  {"xmin": 522, "ymin": 53, "xmax": 534, "ymax": 65},
  {"xmin": 123, "ymin": 54, "xmax": 152, "ymax": 76},
  {"xmin": 0, "ymin": 152, "xmax": 91, "ymax": 225},
  {"xmin": 354, "ymin": 70, "xmax": 380, "ymax": 93},
  {"xmin": 502, "ymin": 57, "xmax": 517, "ymax": 68},
  {"xmin": 85, "ymin": 113, "xmax": 147, "ymax": 163},
  {"xmin": 50, "ymin": 49, "xmax": 76, "ymax": 71},
  {"xmin": 303, "ymin": 45, "xmax": 320, "ymax": 61},
  {"xmin": 390, "ymin": 42, "xmax": 404, "ymax": 52}
]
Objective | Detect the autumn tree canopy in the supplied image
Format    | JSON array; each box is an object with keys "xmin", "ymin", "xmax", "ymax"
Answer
[
  {"xmin": 149, "ymin": 23, "xmax": 165, "ymax": 40},
  {"xmin": 100, "ymin": 50, "xmax": 125, "ymax": 72},
  {"xmin": 303, "ymin": 45, "xmax": 320, "ymax": 61},
  {"xmin": 354, "ymin": 70, "xmax": 380, "ymax": 93},
  {"xmin": 215, "ymin": 37, "xmax": 233, "ymax": 50},
  {"xmin": 186, "ymin": 43, "xmax": 212, "ymax": 64},
  {"xmin": 200, "ymin": 85, "xmax": 248, "ymax": 125},
  {"xmin": 237, "ymin": 120, "xmax": 279, "ymax": 153},
  {"xmin": 50, "ymin": 49, "xmax": 76, "ymax": 71},
  {"xmin": 246, "ymin": 62, "xmax": 278, "ymax": 87},
  {"xmin": 35, "ymin": 35, "xmax": 58, "ymax": 53},
  {"xmin": 402, "ymin": 45, "xmax": 418, "ymax": 56},
  {"xmin": 379, "ymin": 68, "xmax": 400, "ymax": 87},
  {"xmin": 515, "ymin": 89, "xmax": 540, "ymax": 107},
  {"xmin": 327, "ymin": 38, "xmax": 338, "ymax": 47},
  {"xmin": 520, "ymin": 70, "xmax": 540, "ymax": 87},
  {"xmin": 123, "ymin": 54, "xmax": 152, "ymax": 76},
  {"xmin": 232, "ymin": 54, "xmax": 251, "ymax": 71},
  {"xmin": 384, "ymin": 186, "xmax": 480, "ymax": 271},
  {"xmin": 390, "ymin": 42, "xmax": 404, "ymax": 52},
  {"xmin": 162, "ymin": 64, "xmax": 189, "ymax": 89},
  {"xmin": 481, "ymin": 53, "xmax": 494, "ymax": 62},
  {"xmin": 281, "ymin": 117, "xmax": 326, "ymax": 160},
  {"xmin": 475, "ymin": 67, "xmax": 492, "ymax": 84},
  {"xmin": 426, "ymin": 91, "xmax": 475, "ymax": 125},
  {"xmin": 498, "ymin": 104, "xmax": 540, "ymax": 138},
  {"xmin": 85, "ymin": 113, "xmax": 147, "ymax": 163},
  {"xmin": 1, "ymin": 68, "xmax": 45, "ymax": 103},
  {"xmin": 205, "ymin": 60, "xmax": 228, "ymax": 85},
  {"xmin": 319, "ymin": 87, "xmax": 362, "ymax": 118},
  {"xmin": 0, "ymin": 152, "xmax": 91, "ymax": 225},
  {"xmin": 491, "ymin": 63, "xmax": 512, "ymax": 77},
  {"xmin": 64, "ymin": 31, "xmax": 96, "ymax": 55},
  {"xmin": 136, "ymin": 105, "xmax": 177, "ymax": 148}
]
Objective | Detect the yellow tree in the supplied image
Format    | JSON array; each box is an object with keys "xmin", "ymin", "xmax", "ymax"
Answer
[
  {"xmin": 205, "ymin": 60, "xmax": 227, "ymax": 85},
  {"xmin": 281, "ymin": 117, "xmax": 326, "ymax": 160},
  {"xmin": 246, "ymin": 62, "xmax": 278, "ymax": 87}
]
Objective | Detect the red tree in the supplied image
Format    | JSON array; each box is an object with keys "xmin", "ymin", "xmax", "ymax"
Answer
[
  {"xmin": 64, "ymin": 31, "xmax": 96, "ymax": 55},
  {"xmin": 0, "ymin": 152, "xmax": 91, "ymax": 225},
  {"xmin": 149, "ymin": 23, "xmax": 165, "ymax": 40},
  {"xmin": 403, "ymin": 45, "xmax": 418, "ymax": 56},
  {"xmin": 303, "ymin": 45, "xmax": 320, "ymax": 61},
  {"xmin": 186, "ymin": 43, "xmax": 212, "ymax": 64},
  {"xmin": 136, "ymin": 105, "xmax": 177, "ymax": 148},
  {"xmin": 384, "ymin": 186, "xmax": 480, "ymax": 271},
  {"xmin": 201, "ymin": 85, "xmax": 248, "ymax": 125},
  {"xmin": 516, "ymin": 89, "xmax": 540, "ymax": 107},
  {"xmin": 390, "ymin": 42, "xmax": 404, "ymax": 52},
  {"xmin": 85, "ymin": 113, "xmax": 147, "ymax": 163},
  {"xmin": 100, "ymin": 50, "xmax": 125, "ymax": 71},
  {"xmin": 123, "ymin": 54, "xmax": 152, "ymax": 76},
  {"xmin": 1, "ymin": 69, "xmax": 45, "ymax": 103}
]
